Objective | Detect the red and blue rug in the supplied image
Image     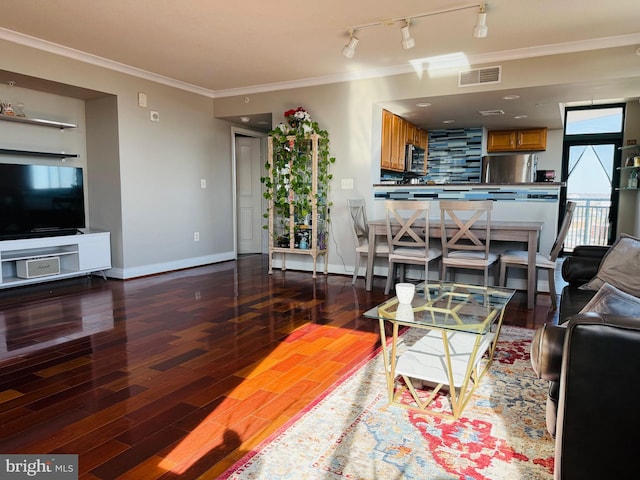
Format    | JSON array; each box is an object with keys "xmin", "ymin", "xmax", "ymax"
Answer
[{"xmin": 221, "ymin": 325, "xmax": 555, "ymax": 479}]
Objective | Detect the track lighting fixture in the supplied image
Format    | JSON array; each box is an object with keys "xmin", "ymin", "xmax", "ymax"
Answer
[
  {"xmin": 342, "ymin": 30, "xmax": 359, "ymax": 59},
  {"xmin": 473, "ymin": 4, "xmax": 488, "ymax": 38},
  {"xmin": 400, "ymin": 20, "xmax": 415, "ymax": 50},
  {"xmin": 342, "ymin": 2, "xmax": 488, "ymax": 58}
]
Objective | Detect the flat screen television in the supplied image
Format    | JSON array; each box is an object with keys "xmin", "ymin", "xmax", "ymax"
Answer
[{"xmin": 0, "ymin": 163, "xmax": 86, "ymax": 240}]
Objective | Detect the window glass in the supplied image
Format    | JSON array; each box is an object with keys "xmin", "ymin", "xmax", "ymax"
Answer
[{"xmin": 565, "ymin": 107, "xmax": 623, "ymax": 135}]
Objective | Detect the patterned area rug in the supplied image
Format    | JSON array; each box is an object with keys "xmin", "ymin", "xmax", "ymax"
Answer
[{"xmin": 221, "ymin": 326, "xmax": 555, "ymax": 479}]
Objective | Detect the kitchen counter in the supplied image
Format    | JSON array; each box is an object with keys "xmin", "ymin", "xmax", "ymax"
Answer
[
  {"xmin": 369, "ymin": 182, "xmax": 564, "ymax": 290},
  {"xmin": 373, "ymin": 182, "xmax": 564, "ymax": 187},
  {"xmin": 373, "ymin": 182, "xmax": 563, "ymax": 202}
]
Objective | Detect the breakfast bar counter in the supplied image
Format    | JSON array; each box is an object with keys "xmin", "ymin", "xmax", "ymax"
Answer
[{"xmin": 367, "ymin": 183, "xmax": 563, "ymax": 307}]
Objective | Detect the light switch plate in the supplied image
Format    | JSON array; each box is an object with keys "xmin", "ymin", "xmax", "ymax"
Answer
[{"xmin": 341, "ymin": 178, "xmax": 354, "ymax": 189}]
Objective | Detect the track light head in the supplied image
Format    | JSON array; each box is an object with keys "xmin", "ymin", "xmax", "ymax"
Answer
[
  {"xmin": 342, "ymin": 30, "xmax": 359, "ymax": 59},
  {"xmin": 400, "ymin": 20, "xmax": 415, "ymax": 50},
  {"xmin": 473, "ymin": 4, "xmax": 488, "ymax": 38}
]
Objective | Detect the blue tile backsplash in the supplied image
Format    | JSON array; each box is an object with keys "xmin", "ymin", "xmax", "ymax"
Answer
[{"xmin": 426, "ymin": 128, "xmax": 483, "ymax": 183}]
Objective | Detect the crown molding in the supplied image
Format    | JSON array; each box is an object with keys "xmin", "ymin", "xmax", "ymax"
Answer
[
  {"xmin": 0, "ymin": 28, "xmax": 215, "ymax": 98},
  {"xmin": 1, "ymin": 27, "xmax": 639, "ymax": 99}
]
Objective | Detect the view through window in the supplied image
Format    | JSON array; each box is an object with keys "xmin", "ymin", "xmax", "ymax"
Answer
[{"xmin": 562, "ymin": 105, "xmax": 624, "ymax": 249}]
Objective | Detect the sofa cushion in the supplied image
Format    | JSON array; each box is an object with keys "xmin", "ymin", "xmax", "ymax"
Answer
[
  {"xmin": 579, "ymin": 282, "xmax": 640, "ymax": 316},
  {"xmin": 581, "ymin": 233, "xmax": 640, "ymax": 296}
]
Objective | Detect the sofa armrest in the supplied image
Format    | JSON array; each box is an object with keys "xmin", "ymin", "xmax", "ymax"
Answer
[
  {"xmin": 530, "ymin": 323, "xmax": 566, "ymax": 381},
  {"xmin": 561, "ymin": 245, "xmax": 608, "ymax": 285}
]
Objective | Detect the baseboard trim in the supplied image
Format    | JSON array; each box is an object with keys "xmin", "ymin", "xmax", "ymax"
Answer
[{"xmin": 107, "ymin": 252, "xmax": 236, "ymax": 279}]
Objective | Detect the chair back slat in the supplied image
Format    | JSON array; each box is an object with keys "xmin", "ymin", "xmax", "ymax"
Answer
[
  {"xmin": 347, "ymin": 198, "xmax": 368, "ymax": 248},
  {"xmin": 439, "ymin": 200, "xmax": 493, "ymax": 259},
  {"xmin": 549, "ymin": 201, "xmax": 576, "ymax": 261},
  {"xmin": 384, "ymin": 200, "xmax": 430, "ymax": 252}
]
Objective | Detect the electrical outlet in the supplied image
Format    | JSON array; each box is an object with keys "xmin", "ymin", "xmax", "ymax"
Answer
[
  {"xmin": 194, "ymin": 232, "xmax": 200, "ymax": 242},
  {"xmin": 150, "ymin": 110, "xmax": 160, "ymax": 122},
  {"xmin": 201, "ymin": 178, "xmax": 206, "ymax": 189}
]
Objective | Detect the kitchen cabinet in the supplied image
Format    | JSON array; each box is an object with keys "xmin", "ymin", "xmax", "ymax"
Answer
[
  {"xmin": 417, "ymin": 128, "xmax": 428, "ymax": 151},
  {"xmin": 380, "ymin": 109, "xmax": 406, "ymax": 172},
  {"xmin": 381, "ymin": 109, "xmax": 426, "ymax": 172},
  {"xmin": 406, "ymin": 123, "xmax": 428, "ymax": 150},
  {"xmin": 406, "ymin": 123, "xmax": 416, "ymax": 146},
  {"xmin": 487, "ymin": 128, "xmax": 547, "ymax": 152}
]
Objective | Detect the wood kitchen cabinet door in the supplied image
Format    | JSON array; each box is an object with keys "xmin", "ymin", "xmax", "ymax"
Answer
[
  {"xmin": 516, "ymin": 128, "xmax": 547, "ymax": 151},
  {"xmin": 381, "ymin": 109, "xmax": 394, "ymax": 170},
  {"xmin": 417, "ymin": 128, "xmax": 428, "ymax": 150},
  {"xmin": 487, "ymin": 130, "xmax": 516, "ymax": 152},
  {"xmin": 405, "ymin": 123, "xmax": 416, "ymax": 146},
  {"xmin": 390, "ymin": 114, "xmax": 406, "ymax": 171},
  {"xmin": 381, "ymin": 109, "xmax": 406, "ymax": 172}
]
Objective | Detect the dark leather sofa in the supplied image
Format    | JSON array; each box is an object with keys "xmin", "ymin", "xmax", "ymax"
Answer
[
  {"xmin": 531, "ymin": 245, "xmax": 640, "ymax": 479},
  {"xmin": 558, "ymin": 245, "xmax": 609, "ymax": 320}
]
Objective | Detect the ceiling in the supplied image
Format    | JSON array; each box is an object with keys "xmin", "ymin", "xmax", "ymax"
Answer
[{"xmin": 1, "ymin": 0, "xmax": 639, "ymax": 132}]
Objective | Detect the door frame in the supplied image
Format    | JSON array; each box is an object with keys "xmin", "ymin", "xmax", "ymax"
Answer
[
  {"xmin": 230, "ymin": 126, "xmax": 268, "ymax": 257},
  {"xmin": 560, "ymin": 104, "xmax": 625, "ymax": 246}
]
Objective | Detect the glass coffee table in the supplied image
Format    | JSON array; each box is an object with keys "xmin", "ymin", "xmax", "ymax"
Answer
[{"xmin": 364, "ymin": 282, "xmax": 514, "ymax": 419}]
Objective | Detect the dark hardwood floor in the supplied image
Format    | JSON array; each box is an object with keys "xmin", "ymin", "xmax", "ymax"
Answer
[{"xmin": 0, "ymin": 254, "xmax": 559, "ymax": 478}]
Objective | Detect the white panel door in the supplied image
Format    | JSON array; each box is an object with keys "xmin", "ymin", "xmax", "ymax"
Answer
[{"xmin": 236, "ymin": 136, "xmax": 263, "ymax": 254}]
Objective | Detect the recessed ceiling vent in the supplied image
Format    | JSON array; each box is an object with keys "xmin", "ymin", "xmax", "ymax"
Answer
[
  {"xmin": 459, "ymin": 66, "xmax": 501, "ymax": 87},
  {"xmin": 478, "ymin": 109, "xmax": 505, "ymax": 116}
]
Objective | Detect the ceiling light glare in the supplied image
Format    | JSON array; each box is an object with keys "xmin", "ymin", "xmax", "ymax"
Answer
[
  {"xmin": 503, "ymin": 95, "xmax": 520, "ymax": 100},
  {"xmin": 401, "ymin": 21, "xmax": 415, "ymax": 50},
  {"xmin": 442, "ymin": 120, "xmax": 456, "ymax": 124},
  {"xmin": 240, "ymin": 117, "xmax": 250, "ymax": 123},
  {"xmin": 473, "ymin": 4, "xmax": 488, "ymax": 38},
  {"xmin": 342, "ymin": 31, "xmax": 359, "ymax": 59},
  {"xmin": 416, "ymin": 102, "xmax": 432, "ymax": 108},
  {"xmin": 514, "ymin": 115, "xmax": 528, "ymax": 119}
]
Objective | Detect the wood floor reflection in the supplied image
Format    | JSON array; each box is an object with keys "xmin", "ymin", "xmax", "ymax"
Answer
[{"xmin": 0, "ymin": 254, "xmax": 557, "ymax": 478}]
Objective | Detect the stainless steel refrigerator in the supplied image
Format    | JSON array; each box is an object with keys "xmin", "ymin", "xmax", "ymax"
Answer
[{"xmin": 481, "ymin": 154, "xmax": 538, "ymax": 183}]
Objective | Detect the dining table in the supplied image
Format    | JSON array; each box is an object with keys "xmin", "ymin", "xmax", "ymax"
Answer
[{"xmin": 366, "ymin": 218, "xmax": 544, "ymax": 309}]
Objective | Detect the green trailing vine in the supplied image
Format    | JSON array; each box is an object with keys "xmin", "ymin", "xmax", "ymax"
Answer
[{"xmin": 261, "ymin": 107, "xmax": 335, "ymax": 248}]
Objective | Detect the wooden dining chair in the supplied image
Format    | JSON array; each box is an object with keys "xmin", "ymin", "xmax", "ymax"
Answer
[
  {"xmin": 439, "ymin": 200, "xmax": 498, "ymax": 287},
  {"xmin": 384, "ymin": 200, "xmax": 441, "ymax": 295},
  {"xmin": 347, "ymin": 198, "xmax": 389, "ymax": 285},
  {"xmin": 499, "ymin": 201, "xmax": 576, "ymax": 309}
]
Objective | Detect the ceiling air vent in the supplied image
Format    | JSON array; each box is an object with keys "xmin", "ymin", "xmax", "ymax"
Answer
[
  {"xmin": 478, "ymin": 109, "xmax": 505, "ymax": 116},
  {"xmin": 459, "ymin": 66, "xmax": 501, "ymax": 87}
]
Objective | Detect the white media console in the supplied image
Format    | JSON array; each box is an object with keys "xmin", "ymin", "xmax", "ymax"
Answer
[{"xmin": 0, "ymin": 231, "xmax": 111, "ymax": 288}]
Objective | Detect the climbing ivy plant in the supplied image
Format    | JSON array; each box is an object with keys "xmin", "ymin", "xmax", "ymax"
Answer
[{"xmin": 261, "ymin": 107, "xmax": 335, "ymax": 248}]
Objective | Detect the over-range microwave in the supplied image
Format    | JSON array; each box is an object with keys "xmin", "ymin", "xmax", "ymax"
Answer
[{"xmin": 405, "ymin": 144, "xmax": 426, "ymax": 174}]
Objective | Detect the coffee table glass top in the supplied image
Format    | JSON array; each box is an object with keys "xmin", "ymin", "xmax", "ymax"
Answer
[{"xmin": 364, "ymin": 282, "xmax": 515, "ymax": 334}]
